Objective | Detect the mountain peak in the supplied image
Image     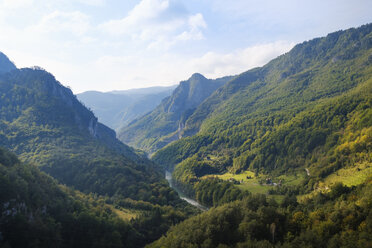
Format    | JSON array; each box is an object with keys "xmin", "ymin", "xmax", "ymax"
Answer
[
  {"xmin": 189, "ymin": 73, "xmax": 206, "ymax": 81},
  {"xmin": 0, "ymin": 52, "xmax": 16, "ymax": 74}
]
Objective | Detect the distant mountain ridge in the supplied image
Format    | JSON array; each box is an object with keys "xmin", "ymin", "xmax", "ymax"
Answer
[
  {"xmin": 118, "ymin": 73, "xmax": 235, "ymax": 154},
  {"xmin": 109, "ymin": 85, "xmax": 177, "ymax": 95},
  {"xmin": 77, "ymin": 85, "xmax": 176, "ymax": 130}
]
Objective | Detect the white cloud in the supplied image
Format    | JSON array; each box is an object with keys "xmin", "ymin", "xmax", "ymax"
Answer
[
  {"xmin": 188, "ymin": 41, "xmax": 295, "ymax": 78},
  {"xmin": 176, "ymin": 13, "xmax": 207, "ymax": 41},
  {"xmin": 76, "ymin": 0, "xmax": 105, "ymax": 6},
  {"xmin": 29, "ymin": 11, "xmax": 91, "ymax": 37},
  {"xmin": 69, "ymin": 40, "xmax": 294, "ymax": 93},
  {"xmin": 1, "ymin": 0, "xmax": 33, "ymax": 9},
  {"xmin": 99, "ymin": 0, "xmax": 207, "ymax": 49}
]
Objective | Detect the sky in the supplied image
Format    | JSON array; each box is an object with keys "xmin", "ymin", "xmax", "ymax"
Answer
[{"xmin": 0, "ymin": 0, "xmax": 371, "ymax": 93}]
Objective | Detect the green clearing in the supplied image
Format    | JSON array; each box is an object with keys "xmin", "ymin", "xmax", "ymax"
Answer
[
  {"xmin": 324, "ymin": 162, "xmax": 372, "ymax": 187},
  {"xmin": 204, "ymin": 170, "xmax": 256, "ymax": 182},
  {"xmin": 202, "ymin": 170, "xmax": 305, "ymax": 199},
  {"xmin": 277, "ymin": 172, "xmax": 307, "ymax": 186},
  {"xmin": 111, "ymin": 206, "xmax": 138, "ymax": 221},
  {"xmin": 298, "ymin": 162, "xmax": 372, "ymax": 202}
]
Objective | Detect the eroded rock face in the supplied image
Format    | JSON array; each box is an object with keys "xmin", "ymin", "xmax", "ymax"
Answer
[{"xmin": 118, "ymin": 73, "xmax": 234, "ymax": 153}]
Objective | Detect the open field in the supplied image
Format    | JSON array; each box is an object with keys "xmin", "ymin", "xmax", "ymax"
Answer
[
  {"xmin": 110, "ymin": 206, "xmax": 138, "ymax": 221},
  {"xmin": 298, "ymin": 162, "xmax": 372, "ymax": 202},
  {"xmin": 323, "ymin": 162, "xmax": 372, "ymax": 187},
  {"xmin": 202, "ymin": 170, "xmax": 306, "ymax": 203}
]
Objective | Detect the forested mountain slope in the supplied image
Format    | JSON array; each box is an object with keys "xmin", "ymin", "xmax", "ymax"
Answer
[
  {"xmin": 0, "ymin": 147, "xmax": 142, "ymax": 248},
  {"xmin": 152, "ymin": 24, "xmax": 372, "ymax": 196},
  {"xmin": 77, "ymin": 85, "xmax": 175, "ymax": 130},
  {"xmin": 0, "ymin": 63, "xmax": 178, "ymax": 206},
  {"xmin": 144, "ymin": 23, "xmax": 372, "ymax": 248},
  {"xmin": 119, "ymin": 73, "xmax": 234, "ymax": 154}
]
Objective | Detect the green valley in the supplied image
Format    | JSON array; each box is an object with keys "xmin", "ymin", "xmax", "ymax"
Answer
[
  {"xmin": 0, "ymin": 53, "xmax": 198, "ymax": 247},
  {"xmin": 0, "ymin": 16, "xmax": 371, "ymax": 248}
]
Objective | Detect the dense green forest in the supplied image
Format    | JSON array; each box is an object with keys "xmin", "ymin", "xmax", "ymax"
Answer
[
  {"xmin": 119, "ymin": 73, "xmax": 234, "ymax": 154},
  {"xmin": 0, "ymin": 67, "xmax": 178, "ymax": 205},
  {"xmin": 144, "ymin": 24, "xmax": 372, "ymax": 246},
  {"xmin": 152, "ymin": 24, "xmax": 372, "ymax": 200},
  {"xmin": 0, "ymin": 146, "xmax": 139, "ymax": 248},
  {"xmin": 0, "ymin": 56, "xmax": 198, "ymax": 246},
  {"xmin": 148, "ymin": 181, "xmax": 372, "ymax": 248},
  {"xmin": 0, "ymin": 147, "xmax": 199, "ymax": 247}
]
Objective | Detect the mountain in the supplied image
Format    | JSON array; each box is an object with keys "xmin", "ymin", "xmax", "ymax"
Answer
[
  {"xmin": 151, "ymin": 24, "xmax": 372, "ymax": 201},
  {"xmin": 0, "ymin": 65, "xmax": 180, "ymax": 206},
  {"xmin": 118, "ymin": 73, "xmax": 234, "ymax": 154},
  {"xmin": 77, "ymin": 85, "xmax": 176, "ymax": 130},
  {"xmin": 0, "ymin": 52, "xmax": 16, "ymax": 74},
  {"xmin": 0, "ymin": 60, "xmax": 200, "ymax": 246},
  {"xmin": 145, "ymin": 23, "xmax": 372, "ymax": 248}
]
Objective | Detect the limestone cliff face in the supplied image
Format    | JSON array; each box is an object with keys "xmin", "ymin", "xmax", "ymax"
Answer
[
  {"xmin": 166, "ymin": 73, "xmax": 221, "ymax": 114},
  {"xmin": 1, "ymin": 66, "xmax": 102, "ymax": 139},
  {"xmin": 39, "ymin": 68, "xmax": 99, "ymax": 137},
  {"xmin": 119, "ymin": 73, "xmax": 234, "ymax": 153}
]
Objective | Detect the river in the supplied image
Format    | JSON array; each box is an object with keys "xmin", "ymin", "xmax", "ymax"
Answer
[{"xmin": 165, "ymin": 171, "xmax": 208, "ymax": 211}]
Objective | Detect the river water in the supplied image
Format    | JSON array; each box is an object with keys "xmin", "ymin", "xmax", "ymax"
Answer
[{"xmin": 165, "ymin": 171, "xmax": 208, "ymax": 211}]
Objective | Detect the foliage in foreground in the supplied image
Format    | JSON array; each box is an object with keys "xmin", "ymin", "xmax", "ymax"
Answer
[{"xmin": 149, "ymin": 181, "xmax": 372, "ymax": 248}]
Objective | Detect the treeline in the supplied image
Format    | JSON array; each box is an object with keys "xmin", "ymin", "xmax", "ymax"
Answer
[
  {"xmin": 0, "ymin": 147, "xmax": 199, "ymax": 248},
  {"xmin": 148, "ymin": 181, "xmax": 372, "ymax": 248},
  {"xmin": 0, "ymin": 147, "xmax": 139, "ymax": 248}
]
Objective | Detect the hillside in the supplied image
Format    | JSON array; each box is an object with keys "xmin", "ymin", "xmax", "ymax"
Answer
[
  {"xmin": 0, "ymin": 146, "xmax": 199, "ymax": 248},
  {"xmin": 0, "ymin": 147, "xmax": 142, "ymax": 248},
  {"xmin": 151, "ymin": 24, "xmax": 372, "ymax": 201},
  {"xmin": 148, "ymin": 181, "xmax": 372, "ymax": 247},
  {"xmin": 0, "ymin": 63, "xmax": 180, "ymax": 207},
  {"xmin": 118, "ymin": 73, "xmax": 234, "ymax": 154},
  {"xmin": 77, "ymin": 85, "xmax": 176, "ymax": 130}
]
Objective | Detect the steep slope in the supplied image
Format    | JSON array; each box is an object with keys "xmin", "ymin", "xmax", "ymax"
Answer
[
  {"xmin": 0, "ymin": 147, "xmax": 141, "ymax": 248},
  {"xmin": 0, "ymin": 66, "xmax": 178, "ymax": 206},
  {"xmin": 0, "ymin": 52, "xmax": 16, "ymax": 74},
  {"xmin": 119, "ymin": 89, "xmax": 176, "ymax": 128},
  {"xmin": 118, "ymin": 73, "xmax": 234, "ymax": 154},
  {"xmin": 152, "ymin": 24, "xmax": 372, "ymax": 195},
  {"xmin": 77, "ymin": 85, "xmax": 175, "ymax": 130},
  {"xmin": 77, "ymin": 90, "xmax": 135, "ymax": 130}
]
